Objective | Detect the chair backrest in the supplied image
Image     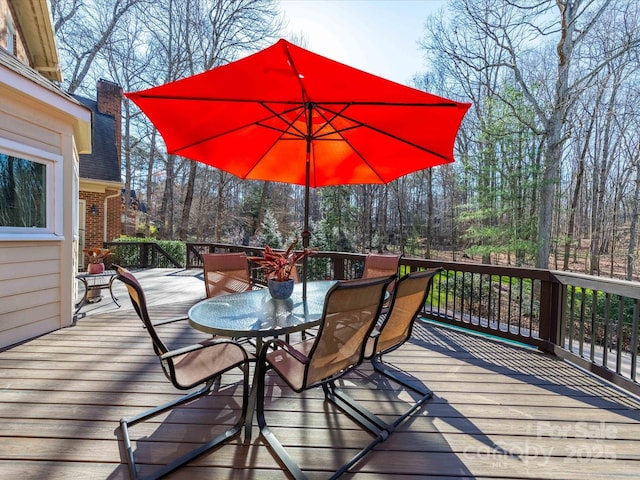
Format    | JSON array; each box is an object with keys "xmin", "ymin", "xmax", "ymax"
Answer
[
  {"xmin": 202, "ymin": 252, "xmax": 252, "ymax": 298},
  {"xmin": 370, "ymin": 269, "xmax": 439, "ymax": 356},
  {"xmin": 362, "ymin": 253, "xmax": 400, "ymax": 279},
  {"xmin": 303, "ymin": 275, "xmax": 394, "ymax": 388},
  {"xmin": 114, "ymin": 265, "xmax": 169, "ymax": 359}
]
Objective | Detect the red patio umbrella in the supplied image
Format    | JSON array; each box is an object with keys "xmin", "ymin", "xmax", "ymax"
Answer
[{"xmin": 126, "ymin": 39, "xmax": 470, "ymax": 285}]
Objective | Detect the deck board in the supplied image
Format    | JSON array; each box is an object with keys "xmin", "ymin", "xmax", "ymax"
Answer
[{"xmin": 0, "ymin": 268, "xmax": 638, "ymax": 479}]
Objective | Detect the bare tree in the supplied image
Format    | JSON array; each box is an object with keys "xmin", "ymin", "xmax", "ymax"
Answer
[
  {"xmin": 175, "ymin": 0, "xmax": 283, "ymax": 240},
  {"xmin": 52, "ymin": 0, "xmax": 145, "ymax": 93},
  {"xmin": 421, "ymin": 0, "xmax": 639, "ymax": 268}
]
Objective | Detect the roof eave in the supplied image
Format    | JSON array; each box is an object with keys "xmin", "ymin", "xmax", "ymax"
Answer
[
  {"xmin": 0, "ymin": 60, "xmax": 91, "ymax": 153},
  {"xmin": 12, "ymin": 0, "xmax": 62, "ymax": 82}
]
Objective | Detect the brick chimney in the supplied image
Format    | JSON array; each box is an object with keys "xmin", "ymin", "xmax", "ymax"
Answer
[{"xmin": 96, "ymin": 79, "xmax": 123, "ymax": 167}]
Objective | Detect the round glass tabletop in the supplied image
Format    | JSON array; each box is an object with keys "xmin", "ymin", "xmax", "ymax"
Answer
[{"xmin": 188, "ymin": 280, "xmax": 336, "ymax": 338}]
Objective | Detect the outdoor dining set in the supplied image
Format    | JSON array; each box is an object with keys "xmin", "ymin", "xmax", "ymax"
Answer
[
  {"xmin": 114, "ymin": 252, "xmax": 439, "ymax": 479},
  {"xmin": 117, "ymin": 37, "xmax": 466, "ymax": 480}
]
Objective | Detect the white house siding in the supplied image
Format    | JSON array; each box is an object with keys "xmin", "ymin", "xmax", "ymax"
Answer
[
  {"xmin": 0, "ymin": 243, "xmax": 62, "ymax": 347},
  {"xmin": 0, "ymin": 64, "xmax": 90, "ymax": 350}
]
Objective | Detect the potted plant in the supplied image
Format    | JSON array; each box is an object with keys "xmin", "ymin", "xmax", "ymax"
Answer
[
  {"xmin": 249, "ymin": 238, "xmax": 315, "ymax": 299},
  {"xmin": 83, "ymin": 247, "xmax": 113, "ymax": 274}
]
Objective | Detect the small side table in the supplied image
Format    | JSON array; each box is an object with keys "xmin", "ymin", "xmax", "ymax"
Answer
[{"xmin": 74, "ymin": 270, "xmax": 120, "ymax": 321}]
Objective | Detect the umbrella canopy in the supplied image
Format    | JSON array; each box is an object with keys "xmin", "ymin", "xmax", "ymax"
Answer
[{"xmin": 126, "ymin": 39, "xmax": 470, "ymax": 251}]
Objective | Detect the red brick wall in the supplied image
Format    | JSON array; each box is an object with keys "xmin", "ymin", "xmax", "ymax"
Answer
[
  {"xmin": 81, "ymin": 191, "xmax": 104, "ymax": 249},
  {"xmin": 81, "ymin": 189, "xmax": 122, "ymax": 251},
  {"xmin": 105, "ymin": 189, "xmax": 121, "ymax": 241}
]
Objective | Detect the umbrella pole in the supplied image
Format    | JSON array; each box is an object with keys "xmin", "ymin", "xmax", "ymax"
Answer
[
  {"xmin": 302, "ymin": 103, "xmax": 313, "ymax": 302},
  {"xmin": 302, "ymin": 182, "xmax": 309, "ymax": 302}
]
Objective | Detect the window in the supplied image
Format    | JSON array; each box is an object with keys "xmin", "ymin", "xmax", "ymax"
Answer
[
  {"xmin": 0, "ymin": 139, "xmax": 63, "ymax": 239},
  {"xmin": 0, "ymin": 153, "xmax": 47, "ymax": 228}
]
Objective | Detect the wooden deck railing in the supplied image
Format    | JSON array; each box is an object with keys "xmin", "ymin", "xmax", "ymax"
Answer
[
  {"xmin": 550, "ymin": 271, "xmax": 639, "ymax": 395},
  {"xmin": 104, "ymin": 241, "xmax": 182, "ymax": 268},
  {"xmin": 123, "ymin": 241, "xmax": 637, "ymax": 396}
]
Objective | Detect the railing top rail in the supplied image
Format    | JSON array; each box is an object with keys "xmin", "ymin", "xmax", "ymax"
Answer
[
  {"xmin": 551, "ymin": 270, "xmax": 640, "ymax": 299},
  {"xmin": 404, "ymin": 258, "xmax": 553, "ymax": 280}
]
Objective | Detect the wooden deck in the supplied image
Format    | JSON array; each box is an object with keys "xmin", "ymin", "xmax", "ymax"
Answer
[{"xmin": 0, "ymin": 268, "xmax": 638, "ymax": 479}]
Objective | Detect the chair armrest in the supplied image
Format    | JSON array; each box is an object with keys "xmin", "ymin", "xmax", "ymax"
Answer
[
  {"xmin": 265, "ymin": 338, "xmax": 310, "ymax": 364},
  {"xmin": 161, "ymin": 343, "xmax": 208, "ymax": 359},
  {"xmin": 161, "ymin": 338, "xmax": 248, "ymax": 361}
]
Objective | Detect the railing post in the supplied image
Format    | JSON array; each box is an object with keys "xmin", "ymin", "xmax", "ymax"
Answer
[
  {"xmin": 141, "ymin": 242, "xmax": 149, "ymax": 268},
  {"xmin": 538, "ymin": 272, "xmax": 560, "ymax": 352},
  {"xmin": 186, "ymin": 243, "xmax": 192, "ymax": 269},
  {"xmin": 333, "ymin": 257, "xmax": 345, "ymax": 280}
]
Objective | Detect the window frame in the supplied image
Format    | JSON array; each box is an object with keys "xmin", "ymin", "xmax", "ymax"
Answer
[{"xmin": 0, "ymin": 138, "xmax": 63, "ymax": 240}]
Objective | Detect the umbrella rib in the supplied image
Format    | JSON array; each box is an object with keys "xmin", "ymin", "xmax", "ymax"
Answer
[
  {"xmin": 169, "ymin": 105, "xmax": 305, "ymax": 154},
  {"xmin": 306, "ymin": 105, "xmax": 388, "ymax": 183},
  {"xmin": 259, "ymin": 102, "xmax": 306, "ymax": 138},
  {"xmin": 310, "ymin": 105, "xmax": 449, "ymax": 184},
  {"xmin": 318, "ymin": 104, "xmax": 450, "ymax": 161},
  {"xmin": 310, "ymin": 104, "xmax": 352, "ymax": 138},
  {"xmin": 242, "ymin": 103, "xmax": 308, "ymax": 179}
]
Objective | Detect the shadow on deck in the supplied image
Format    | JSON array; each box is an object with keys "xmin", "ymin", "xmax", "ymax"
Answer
[{"xmin": 0, "ymin": 268, "xmax": 638, "ymax": 479}]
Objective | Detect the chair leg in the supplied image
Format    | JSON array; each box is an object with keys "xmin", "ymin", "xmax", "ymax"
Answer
[
  {"xmin": 323, "ymin": 381, "xmax": 391, "ymax": 478},
  {"xmin": 257, "ymin": 365, "xmax": 391, "ymax": 479},
  {"xmin": 371, "ymin": 355, "xmax": 433, "ymax": 432},
  {"xmin": 256, "ymin": 360, "xmax": 307, "ymax": 479},
  {"xmin": 120, "ymin": 369, "xmax": 248, "ymax": 480},
  {"xmin": 323, "ymin": 382, "xmax": 387, "ymax": 434}
]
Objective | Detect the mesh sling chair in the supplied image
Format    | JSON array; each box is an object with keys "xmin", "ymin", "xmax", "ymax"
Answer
[
  {"xmin": 256, "ymin": 275, "xmax": 395, "ymax": 480},
  {"xmin": 361, "ymin": 269, "xmax": 441, "ymax": 432},
  {"xmin": 362, "ymin": 253, "xmax": 401, "ymax": 279},
  {"xmin": 362, "ymin": 253, "xmax": 401, "ymax": 312},
  {"xmin": 114, "ymin": 266, "xmax": 250, "ymax": 480},
  {"xmin": 202, "ymin": 252, "xmax": 252, "ymax": 298}
]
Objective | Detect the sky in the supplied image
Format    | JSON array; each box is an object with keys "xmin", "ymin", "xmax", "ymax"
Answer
[{"xmin": 279, "ymin": 0, "xmax": 447, "ymax": 86}]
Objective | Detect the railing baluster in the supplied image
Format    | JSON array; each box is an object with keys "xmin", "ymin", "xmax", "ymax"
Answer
[
  {"xmin": 568, "ymin": 285, "xmax": 576, "ymax": 352},
  {"xmin": 590, "ymin": 289, "xmax": 597, "ymax": 363},
  {"xmin": 617, "ymin": 296, "xmax": 624, "ymax": 375},
  {"xmin": 631, "ymin": 299, "xmax": 638, "ymax": 381},
  {"xmin": 603, "ymin": 292, "xmax": 611, "ymax": 369},
  {"xmin": 518, "ymin": 277, "xmax": 523, "ymax": 336},
  {"xmin": 578, "ymin": 287, "xmax": 586, "ymax": 357}
]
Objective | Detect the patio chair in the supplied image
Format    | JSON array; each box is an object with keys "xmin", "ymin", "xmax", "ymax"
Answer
[
  {"xmin": 114, "ymin": 265, "xmax": 249, "ymax": 480},
  {"xmin": 202, "ymin": 252, "xmax": 252, "ymax": 298},
  {"xmin": 362, "ymin": 268, "xmax": 440, "ymax": 432},
  {"xmin": 256, "ymin": 275, "xmax": 395, "ymax": 479},
  {"xmin": 362, "ymin": 253, "xmax": 401, "ymax": 312},
  {"xmin": 362, "ymin": 253, "xmax": 401, "ymax": 279}
]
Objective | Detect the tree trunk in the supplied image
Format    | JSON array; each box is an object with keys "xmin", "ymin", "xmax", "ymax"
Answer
[
  {"xmin": 425, "ymin": 168, "xmax": 433, "ymax": 258},
  {"xmin": 255, "ymin": 182, "xmax": 270, "ymax": 237},
  {"xmin": 145, "ymin": 129, "xmax": 157, "ymax": 237},
  {"xmin": 627, "ymin": 153, "xmax": 640, "ymax": 280},
  {"xmin": 178, "ymin": 161, "xmax": 197, "ymax": 240},
  {"xmin": 160, "ymin": 154, "xmax": 176, "ymax": 239},
  {"xmin": 563, "ymin": 90, "xmax": 600, "ymax": 270}
]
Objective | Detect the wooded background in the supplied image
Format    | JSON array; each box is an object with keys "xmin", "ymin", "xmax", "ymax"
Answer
[{"xmin": 52, "ymin": 0, "xmax": 640, "ymax": 279}]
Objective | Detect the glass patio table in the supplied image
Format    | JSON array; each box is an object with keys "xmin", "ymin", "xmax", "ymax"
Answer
[
  {"xmin": 188, "ymin": 280, "xmax": 337, "ymax": 440},
  {"xmin": 188, "ymin": 280, "xmax": 336, "ymax": 348}
]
